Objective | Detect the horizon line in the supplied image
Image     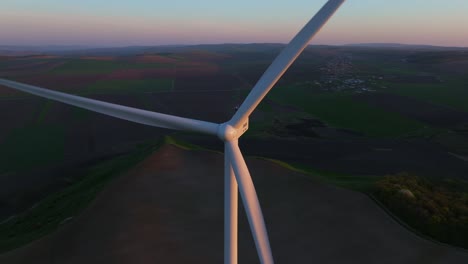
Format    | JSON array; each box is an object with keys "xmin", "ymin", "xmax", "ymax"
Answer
[{"xmin": 1, "ymin": 42, "xmax": 468, "ymax": 50}]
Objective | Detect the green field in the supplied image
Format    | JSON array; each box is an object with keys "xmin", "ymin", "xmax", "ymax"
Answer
[
  {"xmin": 0, "ymin": 125, "xmax": 65, "ymax": 173},
  {"xmin": 264, "ymin": 85, "xmax": 428, "ymax": 137},
  {"xmin": 354, "ymin": 59, "xmax": 423, "ymax": 76},
  {"xmin": 387, "ymin": 78, "xmax": 468, "ymax": 113}
]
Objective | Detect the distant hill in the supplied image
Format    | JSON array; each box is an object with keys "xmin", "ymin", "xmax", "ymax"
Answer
[
  {"xmin": 0, "ymin": 45, "xmax": 161, "ymax": 56},
  {"xmin": 1, "ymin": 43, "xmax": 467, "ymax": 57},
  {"xmin": 0, "ymin": 45, "xmax": 98, "ymax": 56},
  {"xmin": 0, "ymin": 43, "xmax": 285, "ymax": 56},
  {"xmin": 343, "ymin": 43, "xmax": 468, "ymax": 50}
]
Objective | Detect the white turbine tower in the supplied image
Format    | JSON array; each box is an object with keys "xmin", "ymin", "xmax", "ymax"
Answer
[{"xmin": 0, "ymin": 0, "xmax": 345, "ymax": 263}]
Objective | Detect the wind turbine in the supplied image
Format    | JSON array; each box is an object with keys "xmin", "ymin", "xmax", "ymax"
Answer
[{"xmin": 0, "ymin": 0, "xmax": 345, "ymax": 263}]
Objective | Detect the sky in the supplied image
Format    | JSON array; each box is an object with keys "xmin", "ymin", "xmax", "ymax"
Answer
[{"xmin": 1, "ymin": 0, "xmax": 468, "ymax": 47}]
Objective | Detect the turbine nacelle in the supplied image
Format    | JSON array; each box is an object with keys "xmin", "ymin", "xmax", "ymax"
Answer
[{"xmin": 218, "ymin": 119, "xmax": 249, "ymax": 142}]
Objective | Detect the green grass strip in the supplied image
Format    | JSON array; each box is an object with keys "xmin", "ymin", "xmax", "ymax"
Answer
[
  {"xmin": 260, "ymin": 158, "xmax": 378, "ymax": 192},
  {"xmin": 36, "ymin": 100, "xmax": 53, "ymax": 124}
]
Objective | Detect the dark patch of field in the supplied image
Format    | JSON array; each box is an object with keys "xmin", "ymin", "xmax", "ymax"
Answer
[
  {"xmin": 354, "ymin": 92, "xmax": 468, "ymax": 128},
  {"xmin": 86, "ymin": 79, "xmax": 173, "ymax": 94},
  {"xmin": 180, "ymin": 135, "xmax": 468, "ymax": 181},
  {"xmin": 1, "ymin": 145, "xmax": 467, "ymax": 264},
  {"xmin": 433, "ymin": 132, "xmax": 468, "ymax": 155},
  {"xmin": 0, "ymin": 60, "xmax": 65, "ymax": 76},
  {"xmin": 0, "ymin": 160, "xmax": 84, "ymax": 221},
  {"xmin": 0, "ymin": 99, "xmax": 42, "ymax": 142},
  {"xmin": 0, "ymin": 124, "xmax": 65, "ymax": 173},
  {"xmin": 406, "ymin": 51, "xmax": 468, "ymax": 64},
  {"xmin": 241, "ymin": 138, "xmax": 468, "ymax": 181},
  {"xmin": 103, "ymin": 62, "xmax": 219, "ymax": 80},
  {"xmin": 0, "ymin": 85, "xmax": 22, "ymax": 97},
  {"xmin": 267, "ymin": 118, "xmax": 323, "ymax": 138},
  {"xmin": 385, "ymin": 74, "xmax": 442, "ymax": 84},
  {"xmin": 79, "ymin": 56, "xmax": 115, "ymax": 61},
  {"xmin": 133, "ymin": 54, "xmax": 180, "ymax": 64},
  {"xmin": 433, "ymin": 61, "xmax": 468, "ymax": 75},
  {"xmin": 386, "ymin": 80, "xmax": 468, "ymax": 113},
  {"xmin": 180, "ymin": 50, "xmax": 231, "ymax": 61},
  {"xmin": 48, "ymin": 59, "xmax": 140, "ymax": 74},
  {"xmin": 45, "ymin": 94, "xmax": 168, "ymax": 158},
  {"xmin": 174, "ymin": 73, "xmax": 241, "ymax": 92},
  {"xmin": 142, "ymin": 90, "xmax": 238, "ymax": 123}
]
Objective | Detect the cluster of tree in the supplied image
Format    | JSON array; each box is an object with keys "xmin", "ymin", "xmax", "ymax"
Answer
[{"xmin": 373, "ymin": 172, "xmax": 468, "ymax": 249}]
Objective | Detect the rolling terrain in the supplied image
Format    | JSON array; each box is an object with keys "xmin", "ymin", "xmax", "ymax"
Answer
[
  {"xmin": 0, "ymin": 44, "xmax": 467, "ymax": 260},
  {"xmin": 1, "ymin": 145, "xmax": 467, "ymax": 264}
]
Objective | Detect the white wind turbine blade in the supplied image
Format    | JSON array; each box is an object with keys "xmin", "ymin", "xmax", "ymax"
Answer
[
  {"xmin": 230, "ymin": 0, "xmax": 345, "ymax": 128},
  {"xmin": 0, "ymin": 78, "xmax": 219, "ymax": 135},
  {"xmin": 225, "ymin": 140, "xmax": 273, "ymax": 264}
]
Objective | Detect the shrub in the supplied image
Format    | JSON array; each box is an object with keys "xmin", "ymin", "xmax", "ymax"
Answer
[{"xmin": 374, "ymin": 172, "xmax": 468, "ymax": 249}]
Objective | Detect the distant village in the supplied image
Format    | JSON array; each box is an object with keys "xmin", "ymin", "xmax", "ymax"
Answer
[
  {"xmin": 303, "ymin": 54, "xmax": 442, "ymax": 93},
  {"xmin": 314, "ymin": 55, "xmax": 385, "ymax": 93}
]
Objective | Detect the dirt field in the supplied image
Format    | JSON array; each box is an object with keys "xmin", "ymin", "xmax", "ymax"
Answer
[
  {"xmin": 181, "ymin": 136, "xmax": 468, "ymax": 181},
  {"xmin": 1, "ymin": 145, "xmax": 467, "ymax": 264}
]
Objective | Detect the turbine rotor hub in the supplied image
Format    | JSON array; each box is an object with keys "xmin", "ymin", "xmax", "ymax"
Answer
[
  {"xmin": 218, "ymin": 123, "xmax": 238, "ymax": 141},
  {"xmin": 218, "ymin": 120, "xmax": 248, "ymax": 141}
]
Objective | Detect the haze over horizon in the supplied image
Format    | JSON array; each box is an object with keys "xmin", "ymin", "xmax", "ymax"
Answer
[{"xmin": 1, "ymin": 0, "xmax": 468, "ymax": 47}]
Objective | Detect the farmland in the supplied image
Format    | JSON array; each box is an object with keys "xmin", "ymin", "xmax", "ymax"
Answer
[{"xmin": 0, "ymin": 44, "xmax": 468, "ymax": 256}]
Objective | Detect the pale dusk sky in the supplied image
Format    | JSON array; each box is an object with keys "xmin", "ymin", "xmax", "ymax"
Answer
[{"xmin": 1, "ymin": 0, "xmax": 467, "ymax": 47}]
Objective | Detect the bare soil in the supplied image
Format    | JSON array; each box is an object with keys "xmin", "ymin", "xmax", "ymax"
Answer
[
  {"xmin": 181, "ymin": 136, "xmax": 468, "ymax": 181},
  {"xmin": 1, "ymin": 145, "xmax": 467, "ymax": 264}
]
